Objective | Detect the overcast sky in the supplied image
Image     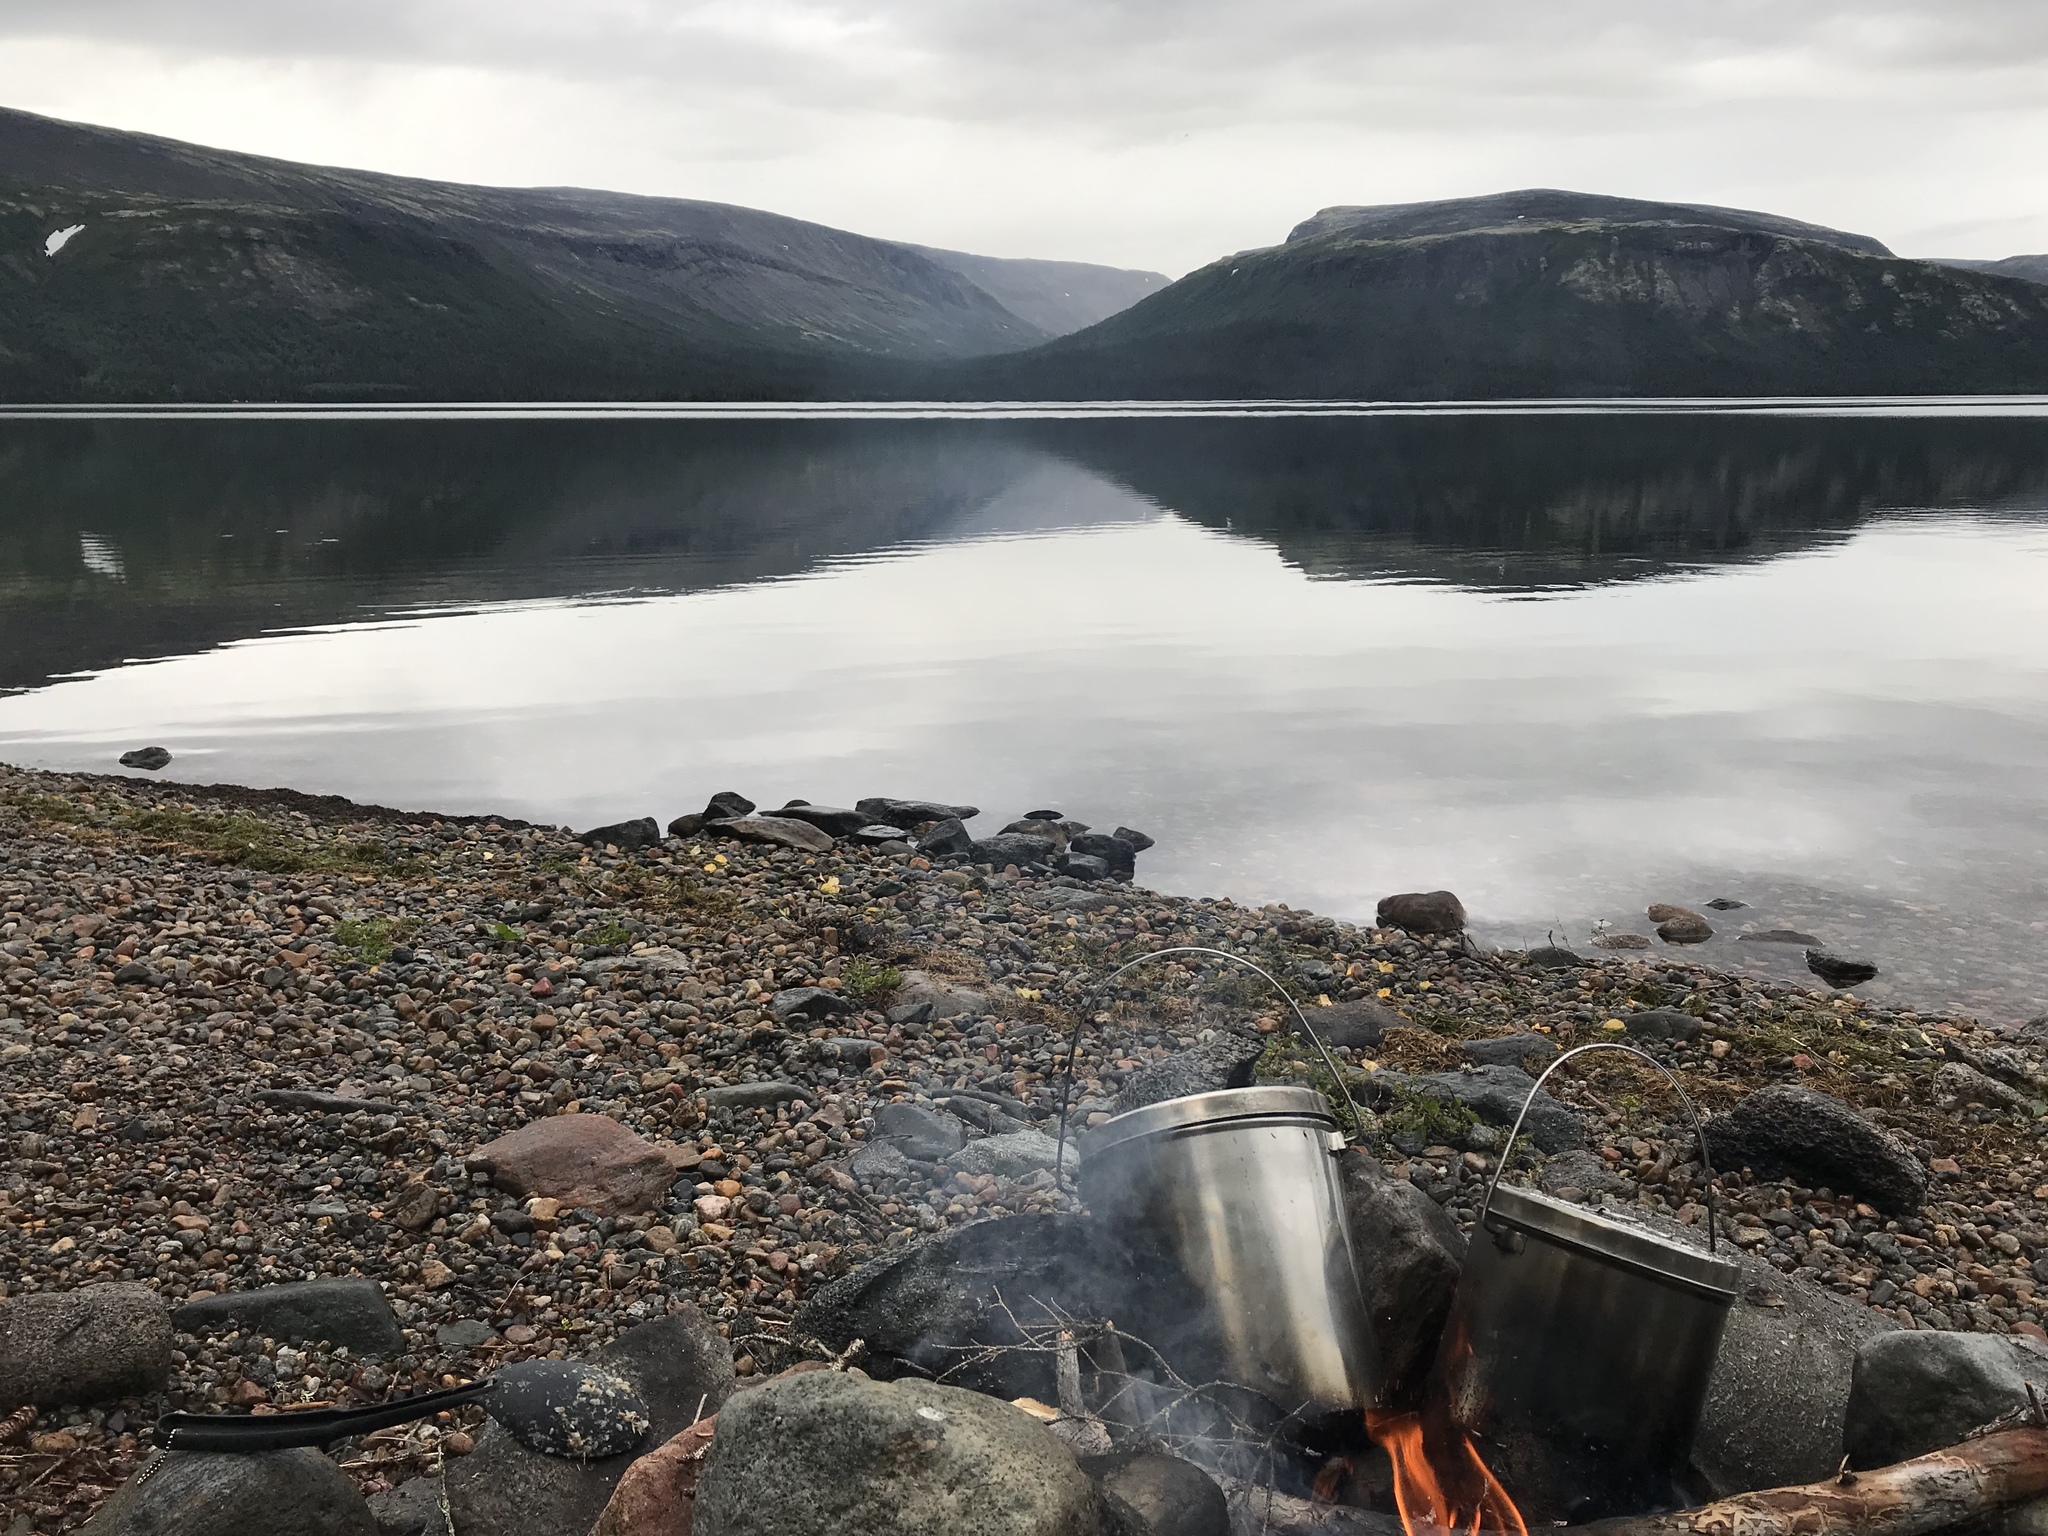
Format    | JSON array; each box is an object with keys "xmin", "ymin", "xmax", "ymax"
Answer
[{"xmin": 1, "ymin": 1, "xmax": 2044, "ymax": 276}]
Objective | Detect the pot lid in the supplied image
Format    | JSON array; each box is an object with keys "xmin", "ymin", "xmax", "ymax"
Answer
[
  {"xmin": 1080, "ymin": 1085, "xmax": 1337, "ymax": 1162},
  {"xmin": 1485, "ymin": 1185, "xmax": 1741, "ymax": 1300}
]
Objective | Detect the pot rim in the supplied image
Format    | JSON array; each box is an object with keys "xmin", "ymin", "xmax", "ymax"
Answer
[
  {"xmin": 1485, "ymin": 1184, "xmax": 1742, "ymax": 1300},
  {"xmin": 1079, "ymin": 1085, "xmax": 1337, "ymax": 1162}
]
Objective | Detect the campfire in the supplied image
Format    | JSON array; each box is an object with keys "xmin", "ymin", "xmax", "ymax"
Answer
[{"xmin": 1366, "ymin": 1408, "xmax": 1529, "ymax": 1536}]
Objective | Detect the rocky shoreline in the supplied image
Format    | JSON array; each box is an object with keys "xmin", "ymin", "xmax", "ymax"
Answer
[{"xmin": 5, "ymin": 763, "xmax": 2048, "ymax": 1534}]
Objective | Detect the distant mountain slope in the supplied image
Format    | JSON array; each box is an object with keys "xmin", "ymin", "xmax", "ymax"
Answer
[
  {"xmin": 909, "ymin": 246, "xmax": 1168, "ymax": 336},
  {"xmin": 966, "ymin": 193, "xmax": 2048, "ymax": 400},
  {"xmin": 0, "ymin": 106, "xmax": 1147, "ymax": 402},
  {"xmin": 1933, "ymin": 255, "xmax": 2048, "ymax": 287}
]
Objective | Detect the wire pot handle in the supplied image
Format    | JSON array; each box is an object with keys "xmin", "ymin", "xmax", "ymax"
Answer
[
  {"xmin": 1479, "ymin": 1039, "xmax": 1719, "ymax": 1254},
  {"xmin": 1053, "ymin": 945, "xmax": 1365, "ymax": 1186}
]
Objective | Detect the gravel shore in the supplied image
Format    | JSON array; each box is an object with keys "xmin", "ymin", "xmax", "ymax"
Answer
[{"xmin": 4, "ymin": 763, "xmax": 2047, "ymax": 1531}]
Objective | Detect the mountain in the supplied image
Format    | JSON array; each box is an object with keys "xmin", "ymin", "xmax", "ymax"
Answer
[
  {"xmin": 0, "ymin": 106, "xmax": 1165, "ymax": 402},
  {"xmin": 1932, "ymin": 255, "xmax": 2048, "ymax": 287},
  {"xmin": 966, "ymin": 190, "xmax": 2048, "ymax": 400}
]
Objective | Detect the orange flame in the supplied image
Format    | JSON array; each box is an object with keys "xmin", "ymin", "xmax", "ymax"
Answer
[{"xmin": 1365, "ymin": 1409, "xmax": 1528, "ymax": 1536}]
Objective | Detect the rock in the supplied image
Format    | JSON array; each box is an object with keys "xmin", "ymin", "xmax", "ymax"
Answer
[
  {"xmin": 857, "ymin": 798, "xmax": 980, "ymax": 830},
  {"xmin": 691, "ymin": 1369, "xmax": 1107, "ymax": 1536},
  {"xmin": 702, "ymin": 791, "xmax": 756, "ymax": 821},
  {"xmin": 1002, "ymin": 819, "xmax": 1069, "ymax": 843},
  {"xmin": 1068, "ymin": 832, "xmax": 1137, "ymax": 878},
  {"xmin": 1363, "ymin": 1065, "xmax": 1584, "ymax": 1153},
  {"xmin": 1055, "ymin": 853, "xmax": 1113, "ymax": 882},
  {"xmin": 667, "ymin": 813, "xmax": 707, "ymax": 838},
  {"xmin": 1459, "ymin": 1032, "xmax": 1559, "ymax": 1071},
  {"xmin": 1844, "ymin": 1331, "xmax": 2048, "ymax": 1468},
  {"xmin": 887, "ymin": 971, "xmax": 987, "ymax": 1022},
  {"xmin": 174, "ymin": 1277, "xmax": 405, "ymax": 1358},
  {"xmin": 772, "ymin": 802, "xmax": 873, "ymax": 836},
  {"xmin": 117, "ymin": 746, "xmax": 171, "ymax": 772},
  {"xmin": 486, "ymin": 1359, "xmax": 651, "ymax": 1457},
  {"xmin": 1706, "ymin": 1084, "xmax": 1927, "ymax": 1215},
  {"xmin": 972, "ymin": 834, "xmax": 1059, "ymax": 868},
  {"xmin": 0, "ymin": 1281, "xmax": 171, "ymax": 1409},
  {"xmin": 1338, "ymin": 1151, "xmax": 1466, "ymax": 1403},
  {"xmin": 83, "ymin": 1448, "xmax": 376, "ymax": 1535},
  {"xmin": 436, "ymin": 1319, "xmax": 496, "ymax": 1350},
  {"xmin": 1375, "ymin": 891, "xmax": 1466, "ymax": 935},
  {"xmin": 792, "ymin": 1214, "xmax": 1134, "ymax": 1401},
  {"xmin": 1651, "ymin": 906, "xmax": 1713, "ymax": 943},
  {"xmin": 1705, "ymin": 898, "xmax": 1748, "ymax": 911},
  {"xmin": 847, "ymin": 1139, "xmax": 911, "ymax": 1185},
  {"xmin": 366, "ymin": 1474, "xmax": 452, "ymax": 1536},
  {"xmin": 1312, "ymin": 1000, "xmax": 1406, "ymax": 1050},
  {"xmin": 1738, "ymin": 929, "xmax": 1822, "ymax": 946},
  {"xmin": 253, "ymin": 1088, "xmax": 392, "ymax": 1114},
  {"xmin": 707, "ymin": 815, "xmax": 835, "ymax": 853},
  {"xmin": 873, "ymin": 1102, "xmax": 968, "ymax": 1161},
  {"xmin": 952, "ymin": 1130, "xmax": 1071, "ymax": 1179},
  {"xmin": 591, "ymin": 1416, "xmax": 716, "ymax": 1536},
  {"xmin": 1537, "ymin": 1148, "xmax": 1626, "ymax": 1198},
  {"xmin": 577, "ymin": 817, "xmax": 662, "ymax": 853},
  {"xmin": 1807, "ymin": 950, "xmax": 1880, "ymax": 988},
  {"xmin": 1522, "ymin": 946, "xmax": 1583, "ymax": 969},
  {"xmin": 701, "ymin": 1081, "xmax": 806, "ymax": 1110},
  {"xmin": 822, "ymin": 1036, "xmax": 880, "ymax": 1067},
  {"xmin": 1591, "ymin": 932, "xmax": 1652, "ymax": 950},
  {"xmin": 771, "ymin": 986, "xmax": 856, "ymax": 1022},
  {"xmin": 850, "ymin": 824, "xmax": 914, "ymax": 846},
  {"xmin": 1623, "ymin": 1007, "xmax": 1704, "ymax": 1043},
  {"xmin": 1113, "ymin": 1033, "xmax": 1268, "ymax": 1114},
  {"xmin": 468, "ymin": 1113, "xmax": 685, "ymax": 1216},
  {"xmin": 446, "ymin": 1312, "xmax": 734, "ymax": 1536},
  {"xmin": 917, "ymin": 818, "xmax": 976, "ymax": 858},
  {"xmin": 1112, "ymin": 827, "xmax": 1156, "ymax": 853},
  {"xmin": 1078, "ymin": 1451, "xmax": 1227, "ymax": 1536},
  {"xmin": 1933, "ymin": 1061, "xmax": 2031, "ymax": 1110}
]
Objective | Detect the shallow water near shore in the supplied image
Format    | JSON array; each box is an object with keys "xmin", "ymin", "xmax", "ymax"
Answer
[{"xmin": 3, "ymin": 403, "xmax": 2047, "ymax": 1021}]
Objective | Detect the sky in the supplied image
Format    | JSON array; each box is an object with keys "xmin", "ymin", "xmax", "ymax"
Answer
[{"xmin": 0, "ymin": 1, "xmax": 2044, "ymax": 276}]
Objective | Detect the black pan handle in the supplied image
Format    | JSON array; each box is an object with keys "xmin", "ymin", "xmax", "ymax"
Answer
[{"xmin": 156, "ymin": 1379, "xmax": 491, "ymax": 1453}]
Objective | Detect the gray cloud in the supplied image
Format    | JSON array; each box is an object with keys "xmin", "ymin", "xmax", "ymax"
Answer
[{"xmin": 1, "ymin": 0, "xmax": 2044, "ymax": 271}]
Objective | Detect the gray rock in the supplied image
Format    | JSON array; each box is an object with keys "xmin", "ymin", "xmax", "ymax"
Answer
[
  {"xmin": 858, "ymin": 797, "xmax": 980, "ymax": 830},
  {"xmin": 772, "ymin": 986, "xmax": 857, "ymax": 1022},
  {"xmin": 1, "ymin": 1281, "xmax": 171, "ymax": 1409},
  {"xmin": 972, "ymin": 833, "xmax": 1059, "ymax": 868},
  {"xmin": 82, "ymin": 1448, "xmax": 376, "ymax": 1535},
  {"xmin": 1056, "ymin": 853, "xmax": 1113, "ymax": 882},
  {"xmin": 1112, "ymin": 827, "xmax": 1156, "ymax": 853},
  {"xmin": 667, "ymin": 812, "xmax": 707, "ymax": 838},
  {"xmin": 792, "ymin": 1214, "xmax": 1136, "ymax": 1402},
  {"xmin": 848, "ymin": 1139, "xmax": 912, "ymax": 1185},
  {"xmin": 486, "ymin": 1360, "xmax": 650, "ymax": 1457},
  {"xmin": 1068, "ymin": 833, "xmax": 1138, "ymax": 878},
  {"xmin": 1079, "ymin": 1451, "xmax": 1226, "ymax": 1536},
  {"xmin": 1624, "ymin": 1007, "xmax": 1704, "ymax": 1043},
  {"xmin": 175, "ymin": 1278, "xmax": 405, "ymax": 1358},
  {"xmin": 707, "ymin": 815, "xmax": 835, "ymax": 853},
  {"xmin": 1002, "ymin": 819, "xmax": 1069, "ymax": 843},
  {"xmin": 702, "ymin": 1081, "xmax": 807, "ymax": 1110},
  {"xmin": 888, "ymin": 971, "xmax": 987, "ymax": 1022},
  {"xmin": 1737, "ymin": 929, "xmax": 1822, "ymax": 946},
  {"xmin": 1808, "ymin": 950, "xmax": 1879, "ymax": 987},
  {"xmin": 772, "ymin": 802, "xmax": 873, "ymax": 836},
  {"xmin": 1844, "ymin": 1331, "xmax": 2048, "ymax": 1468},
  {"xmin": 253, "ymin": 1089, "xmax": 392, "ymax": 1114},
  {"xmin": 366, "ymin": 1474, "xmax": 452, "ymax": 1536},
  {"xmin": 576, "ymin": 817, "xmax": 661, "ymax": 853},
  {"xmin": 1112, "ymin": 1033, "xmax": 1267, "ymax": 1115},
  {"xmin": 1537, "ymin": 1149, "xmax": 1626, "ymax": 1198},
  {"xmin": 850, "ymin": 824, "xmax": 915, "ymax": 846},
  {"xmin": 1705, "ymin": 898, "xmax": 1748, "ymax": 910},
  {"xmin": 917, "ymin": 818, "xmax": 976, "ymax": 858},
  {"xmin": 1655, "ymin": 912, "xmax": 1714, "ymax": 944},
  {"xmin": 873, "ymin": 1102, "xmax": 969, "ymax": 1161},
  {"xmin": 1933, "ymin": 1061, "xmax": 2030, "ymax": 1110},
  {"xmin": 702, "ymin": 791, "xmax": 756, "ymax": 821},
  {"xmin": 1364, "ymin": 1064, "xmax": 1584, "ymax": 1152},
  {"xmin": 821, "ymin": 1036, "xmax": 879, "ymax": 1066},
  {"xmin": 117, "ymin": 746, "xmax": 172, "ymax": 772},
  {"xmin": 445, "ymin": 1311, "xmax": 734, "ymax": 1536},
  {"xmin": 1338, "ymin": 1152, "xmax": 1465, "ymax": 1403},
  {"xmin": 1313, "ymin": 1000, "xmax": 1406, "ymax": 1050},
  {"xmin": 1459, "ymin": 1032, "xmax": 1559, "ymax": 1071},
  {"xmin": 693, "ymin": 1370, "xmax": 1107, "ymax": 1536},
  {"xmin": 952, "ymin": 1130, "xmax": 1071, "ymax": 1179},
  {"xmin": 1706, "ymin": 1084, "xmax": 1927, "ymax": 1215},
  {"xmin": 434, "ymin": 1319, "xmax": 495, "ymax": 1350},
  {"xmin": 1522, "ymin": 946, "xmax": 1583, "ymax": 969},
  {"xmin": 1375, "ymin": 891, "xmax": 1466, "ymax": 934}
]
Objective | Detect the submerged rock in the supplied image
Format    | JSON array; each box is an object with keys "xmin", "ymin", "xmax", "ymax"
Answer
[
  {"xmin": 1808, "ymin": 950, "xmax": 1880, "ymax": 987},
  {"xmin": 117, "ymin": 746, "xmax": 172, "ymax": 772}
]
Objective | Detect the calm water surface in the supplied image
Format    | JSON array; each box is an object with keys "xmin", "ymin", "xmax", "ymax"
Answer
[{"xmin": 3, "ymin": 405, "xmax": 2047, "ymax": 1021}]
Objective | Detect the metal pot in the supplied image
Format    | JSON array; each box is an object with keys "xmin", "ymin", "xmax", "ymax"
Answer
[
  {"xmin": 1428, "ymin": 1042, "xmax": 1739, "ymax": 1522},
  {"xmin": 1081, "ymin": 1084, "xmax": 1383, "ymax": 1415}
]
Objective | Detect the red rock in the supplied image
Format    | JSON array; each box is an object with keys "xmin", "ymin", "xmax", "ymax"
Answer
[
  {"xmin": 2017, "ymin": 1322, "xmax": 2048, "ymax": 1346},
  {"xmin": 1930, "ymin": 1157, "xmax": 1963, "ymax": 1175},
  {"xmin": 469, "ymin": 1113, "xmax": 689, "ymax": 1216},
  {"xmin": 590, "ymin": 1415, "xmax": 716, "ymax": 1536}
]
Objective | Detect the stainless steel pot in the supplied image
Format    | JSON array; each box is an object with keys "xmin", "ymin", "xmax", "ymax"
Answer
[
  {"xmin": 1428, "ymin": 1042, "xmax": 1739, "ymax": 1522},
  {"xmin": 1081, "ymin": 1084, "xmax": 1383, "ymax": 1415}
]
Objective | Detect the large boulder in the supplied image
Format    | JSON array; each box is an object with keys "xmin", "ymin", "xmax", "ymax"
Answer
[
  {"xmin": 444, "ymin": 1311, "xmax": 734, "ymax": 1536},
  {"xmin": 1375, "ymin": 892, "xmax": 1466, "ymax": 935},
  {"xmin": 1705, "ymin": 1085, "xmax": 1927, "ymax": 1215},
  {"xmin": 1, "ymin": 1282, "xmax": 171, "ymax": 1409},
  {"xmin": 468, "ymin": 1113, "xmax": 685, "ymax": 1216},
  {"xmin": 1113, "ymin": 1034, "xmax": 1267, "ymax": 1115},
  {"xmin": 1459, "ymin": 1032, "xmax": 1559, "ymax": 1071},
  {"xmin": 691, "ymin": 1370, "xmax": 1107, "ymax": 1536},
  {"xmin": 917, "ymin": 818, "xmax": 976, "ymax": 858},
  {"xmin": 858, "ymin": 798, "xmax": 981, "ymax": 830},
  {"xmin": 707, "ymin": 815, "xmax": 835, "ymax": 853},
  {"xmin": 1844, "ymin": 1332, "xmax": 2048, "ymax": 1468},
  {"xmin": 364, "ymin": 1474, "xmax": 451, "ymax": 1536},
  {"xmin": 577, "ymin": 817, "xmax": 662, "ymax": 853},
  {"xmin": 174, "ymin": 1277, "xmax": 404, "ymax": 1357},
  {"xmin": 973, "ymin": 833, "xmax": 1060, "ymax": 869},
  {"xmin": 82, "ymin": 1448, "xmax": 375, "ymax": 1536},
  {"xmin": 1337, "ymin": 1152, "xmax": 1466, "ymax": 1404},
  {"xmin": 1078, "ymin": 1450, "xmax": 1228, "ymax": 1536},
  {"xmin": 1068, "ymin": 833, "xmax": 1138, "ymax": 878},
  {"xmin": 873, "ymin": 1102, "xmax": 970, "ymax": 1161},
  {"xmin": 773, "ymin": 802, "xmax": 874, "ymax": 836}
]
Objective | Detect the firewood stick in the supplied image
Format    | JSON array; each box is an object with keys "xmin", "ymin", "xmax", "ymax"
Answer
[{"xmin": 1576, "ymin": 1429, "xmax": 2048, "ymax": 1536}]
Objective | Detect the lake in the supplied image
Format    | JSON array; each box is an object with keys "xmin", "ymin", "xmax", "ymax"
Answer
[{"xmin": 3, "ymin": 402, "xmax": 2047, "ymax": 1023}]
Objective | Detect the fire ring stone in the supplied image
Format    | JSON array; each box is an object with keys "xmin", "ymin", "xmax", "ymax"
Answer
[{"xmin": 485, "ymin": 1360, "xmax": 651, "ymax": 1458}]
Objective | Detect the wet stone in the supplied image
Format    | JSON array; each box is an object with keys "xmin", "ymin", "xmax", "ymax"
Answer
[{"xmin": 486, "ymin": 1360, "xmax": 652, "ymax": 1459}]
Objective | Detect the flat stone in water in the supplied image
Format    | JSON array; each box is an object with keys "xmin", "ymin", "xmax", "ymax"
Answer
[{"xmin": 486, "ymin": 1360, "xmax": 651, "ymax": 1459}]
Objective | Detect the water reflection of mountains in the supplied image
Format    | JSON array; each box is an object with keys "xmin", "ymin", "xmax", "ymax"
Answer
[{"xmin": 5, "ymin": 413, "xmax": 2048, "ymax": 692}]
